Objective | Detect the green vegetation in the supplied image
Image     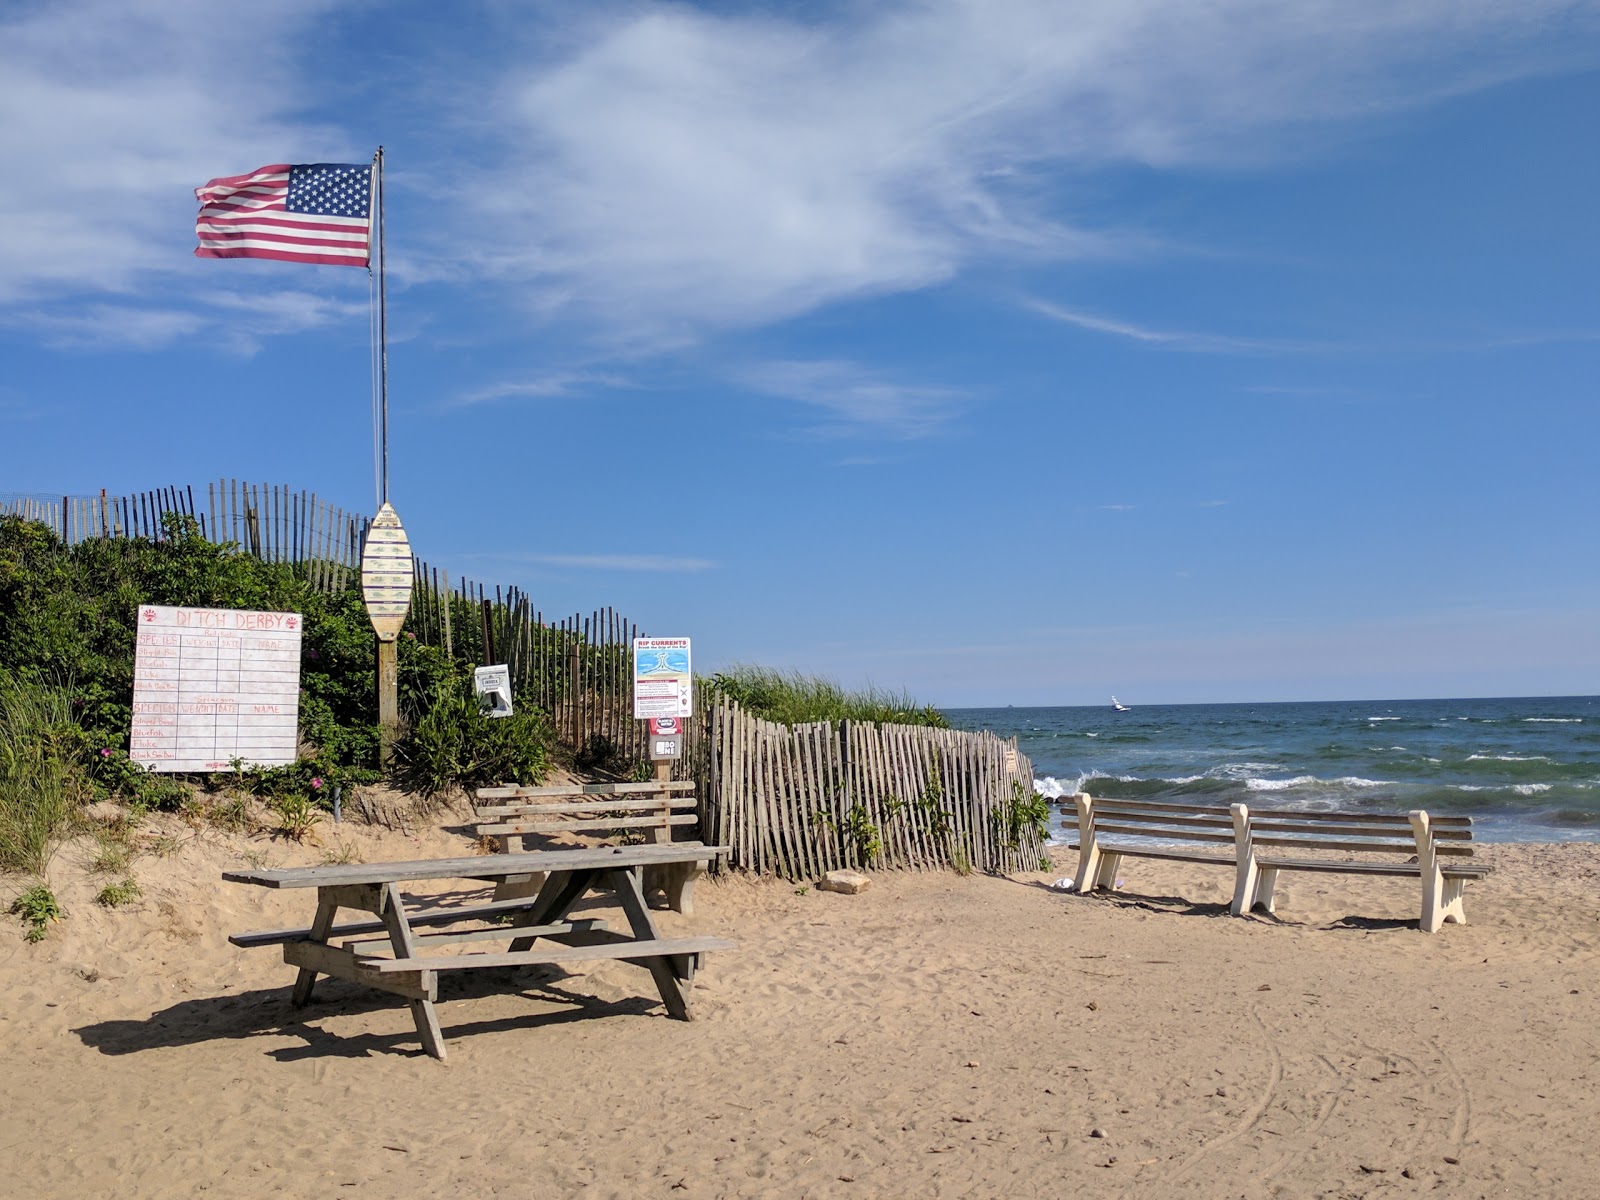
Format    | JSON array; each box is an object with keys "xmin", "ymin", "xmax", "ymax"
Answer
[
  {"xmin": 0, "ymin": 511, "xmax": 558, "ymax": 886},
  {"xmin": 995, "ymin": 779, "xmax": 1051, "ymax": 851},
  {"xmin": 94, "ymin": 877, "xmax": 141, "ymax": 908},
  {"xmin": 704, "ymin": 664, "xmax": 948, "ymax": 728},
  {"xmin": 10, "ymin": 884, "xmax": 63, "ymax": 941},
  {"xmin": 0, "ymin": 675, "xmax": 89, "ymax": 875}
]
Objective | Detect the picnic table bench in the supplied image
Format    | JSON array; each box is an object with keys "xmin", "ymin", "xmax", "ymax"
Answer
[
  {"xmin": 1061, "ymin": 793, "xmax": 1489, "ymax": 932},
  {"xmin": 224, "ymin": 842, "xmax": 735, "ymax": 1060},
  {"xmin": 473, "ymin": 781, "xmax": 709, "ymax": 916}
]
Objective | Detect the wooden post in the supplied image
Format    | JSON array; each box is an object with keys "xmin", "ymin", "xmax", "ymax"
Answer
[{"xmin": 376, "ymin": 638, "xmax": 400, "ymax": 766}]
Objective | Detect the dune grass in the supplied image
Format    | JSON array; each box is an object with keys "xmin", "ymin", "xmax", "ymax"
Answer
[
  {"xmin": 0, "ymin": 675, "xmax": 89, "ymax": 876},
  {"xmin": 704, "ymin": 665, "xmax": 948, "ymax": 728}
]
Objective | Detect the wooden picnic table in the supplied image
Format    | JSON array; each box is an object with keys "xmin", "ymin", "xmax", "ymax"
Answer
[{"xmin": 224, "ymin": 842, "xmax": 735, "ymax": 1060}]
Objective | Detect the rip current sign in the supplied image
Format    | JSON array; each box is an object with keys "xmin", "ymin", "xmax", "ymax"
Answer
[{"xmin": 633, "ymin": 637, "xmax": 692, "ymax": 720}]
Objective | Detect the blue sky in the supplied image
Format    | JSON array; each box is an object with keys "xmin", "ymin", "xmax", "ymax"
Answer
[{"xmin": 2, "ymin": 0, "xmax": 1597, "ymax": 706}]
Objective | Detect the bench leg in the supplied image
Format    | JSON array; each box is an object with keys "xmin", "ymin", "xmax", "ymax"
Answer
[
  {"xmin": 492, "ymin": 871, "xmax": 547, "ymax": 902},
  {"xmin": 1093, "ymin": 850, "xmax": 1122, "ymax": 891},
  {"xmin": 1253, "ymin": 867, "xmax": 1279, "ymax": 914},
  {"xmin": 1441, "ymin": 876, "xmax": 1468, "ymax": 926},
  {"xmin": 1419, "ymin": 869, "xmax": 1468, "ymax": 934},
  {"xmin": 644, "ymin": 860, "xmax": 705, "ymax": 917},
  {"xmin": 1230, "ymin": 803, "xmax": 1255, "ymax": 916},
  {"xmin": 290, "ymin": 899, "xmax": 338, "ymax": 1007}
]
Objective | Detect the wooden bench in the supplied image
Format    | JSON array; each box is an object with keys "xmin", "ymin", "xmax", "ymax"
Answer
[
  {"xmin": 1233, "ymin": 804, "xmax": 1490, "ymax": 933},
  {"xmin": 1063, "ymin": 794, "xmax": 1244, "ymax": 907},
  {"xmin": 225, "ymin": 843, "xmax": 735, "ymax": 1060},
  {"xmin": 1061, "ymin": 793, "xmax": 1490, "ymax": 932},
  {"xmin": 473, "ymin": 781, "xmax": 708, "ymax": 916}
]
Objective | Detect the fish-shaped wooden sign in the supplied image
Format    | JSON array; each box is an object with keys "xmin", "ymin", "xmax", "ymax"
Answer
[{"xmin": 360, "ymin": 502, "xmax": 414, "ymax": 642}]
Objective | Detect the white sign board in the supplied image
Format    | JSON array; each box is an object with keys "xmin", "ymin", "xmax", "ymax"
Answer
[
  {"xmin": 473, "ymin": 664, "xmax": 513, "ymax": 718},
  {"xmin": 130, "ymin": 605, "xmax": 303, "ymax": 773},
  {"xmin": 633, "ymin": 636, "xmax": 692, "ymax": 719}
]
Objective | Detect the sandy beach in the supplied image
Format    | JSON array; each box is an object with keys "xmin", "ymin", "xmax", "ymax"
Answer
[{"xmin": 4, "ymin": 809, "xmax": 1599, "ymax": 1199}]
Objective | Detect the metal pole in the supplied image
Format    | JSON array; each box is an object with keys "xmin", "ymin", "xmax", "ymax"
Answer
[{"xmin": 376, "ymin": 146, "xmax": 389, "ymax": 506}]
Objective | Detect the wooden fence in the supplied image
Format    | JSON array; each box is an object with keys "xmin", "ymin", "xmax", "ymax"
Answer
[{"xmin": 694, "ymin": 700, "xmax": 1045, "ymax": 878}]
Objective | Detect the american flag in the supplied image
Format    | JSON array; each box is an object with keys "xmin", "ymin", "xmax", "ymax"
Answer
[{"xmin": 194, "ymin": 162, "xmax": 372, "ymax": 267}]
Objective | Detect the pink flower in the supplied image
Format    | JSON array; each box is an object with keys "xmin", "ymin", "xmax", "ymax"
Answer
[
  {"xmin": 310, "ymin": 777, "xmax": 323, "ymax": 790},
  {"xmin": 99, "ymin": 748, "xmax": 112, "ymax": 758}
]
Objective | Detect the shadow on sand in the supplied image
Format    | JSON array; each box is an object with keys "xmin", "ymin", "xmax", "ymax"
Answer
[{"xmin": 73, "ymin": 970, "xmax": 659, "ymax": 1062}]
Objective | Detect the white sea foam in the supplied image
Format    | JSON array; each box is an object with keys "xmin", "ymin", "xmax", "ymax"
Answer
[
  {"xmin": 1467, "ymin": 754, "xmax": 1551, "ymax": 763},
  {"xmin": 1525, "ymin": 718, "xmax": 1582, "ymax": 723},
  {"xmin": 1367, "ymin": 716, "xmax": 1403, "ymax": 721},
  {"xmin": 1514, "ymin": 783, "xmax": 1554, "ymax": 795},
  {"xmin": 1246, "ymin": 775, "xmax": 1392, "ymax": 792}
]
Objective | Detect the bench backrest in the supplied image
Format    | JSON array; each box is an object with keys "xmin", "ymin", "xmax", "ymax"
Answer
[
  {"xmin": 1064, "ymin": 794, "xmax": 1476, "ymax": 861},
  {"xmin": 1065, "ymin": 794, "xmax": 1237, "ymax": 847},
  {"xmin": 1242, "ymin": 806, "xmax": 1476, "ymax": 859},
  {"xmin": 473, "ymin": 781, "xmax": 699, "ymax": 852}
]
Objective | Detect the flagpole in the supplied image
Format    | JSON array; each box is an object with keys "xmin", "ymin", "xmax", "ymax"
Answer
[{"xmin": 376, "ymin": 145, "xmax": 389, "ymax": 506}]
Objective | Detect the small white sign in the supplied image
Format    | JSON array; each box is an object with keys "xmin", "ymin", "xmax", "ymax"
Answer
[
  {"xmin": 129, "ymin": 605, "xmax": 303, "ymax": 773},
  {"xmin": 633, "ymin": 636, "xmax": 692, "ymax": 719},
  {"xmin": 473, "ymin": 664, "xmax": 513, "ymax": 718},
  {"xmin": 651, "ymin": 734, "xmax": 683, "ymax": 760}
]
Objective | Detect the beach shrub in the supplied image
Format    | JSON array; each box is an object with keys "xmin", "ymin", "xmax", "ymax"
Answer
[
  {"xmin": 0, "ymin": 675, "xmax": 90, "ymax": 875},
  {"xmin": 94, "ymin": 877, "xmax": 141, "ymax": 908},
  {"xmin": 272, "ymin": 793, "xmax": 322, "ymax": 842},
  {"xmin": 10, "ymin": 884, "xmax": 63, "ymax": 942},
  {"xmin": 704, "ymin": 665, "xmax": 948, "ymax": 728},
  {"xmin": 393, "ymin": 674, "xmax": 552, "ymax": 798}
]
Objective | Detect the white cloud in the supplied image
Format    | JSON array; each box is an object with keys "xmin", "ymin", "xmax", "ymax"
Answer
[
  {"xmin": 738, "ymin": 360, "xmax": 967, "ymax": 438},
  {"xmin": 458, "ymin": 0, "xmax": 1600, "ymax": 343},
  {"xmin": 0, "ymin": 0, "xmax": 358, "ymax": 305}
]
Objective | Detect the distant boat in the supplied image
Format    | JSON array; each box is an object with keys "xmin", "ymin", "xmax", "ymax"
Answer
[{"xmin": 1111, "ymin": 696, "xmax": 1130, "ymax": 712}]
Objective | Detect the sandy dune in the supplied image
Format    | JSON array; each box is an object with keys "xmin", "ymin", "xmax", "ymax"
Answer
[{"xmin": 3, "ymin": 810, "xmax": 1599, "ymax": 1198}]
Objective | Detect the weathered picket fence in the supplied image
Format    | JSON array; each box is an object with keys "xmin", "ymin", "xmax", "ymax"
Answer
[{"xmin": 692, "ymin": 700, "xmax": 1045, "ymax": 878}]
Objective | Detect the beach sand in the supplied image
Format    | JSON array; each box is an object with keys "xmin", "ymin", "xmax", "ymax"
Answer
[{"xmin": 3, "ymin": 808, "xmax": 1599, "ymax": 1199}]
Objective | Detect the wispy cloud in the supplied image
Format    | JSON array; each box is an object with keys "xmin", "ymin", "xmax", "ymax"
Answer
[
  {"xmin": 0, "ymin": 0, "xmax": 357, "ymax": 307},
  {"xmin": 452, "ymin": 371, "xmax": 632, "ymax": 408},
  {"xmin": 738, "ymin": 359, "xmax": 966, "ymax": 439},
  {"xmin": 1025, "ymin": 299, "xmax": 1329, "ymax": 355}
]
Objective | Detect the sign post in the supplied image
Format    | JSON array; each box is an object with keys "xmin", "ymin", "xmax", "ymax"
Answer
[{"xmin": 360, "ymin": 502, "xmax": 414, "ymax": 764}]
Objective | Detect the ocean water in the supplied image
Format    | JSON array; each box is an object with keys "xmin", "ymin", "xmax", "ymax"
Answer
[{"xmin": 944, "ymin": 696, "xmax": 1600, "ymax": 844}]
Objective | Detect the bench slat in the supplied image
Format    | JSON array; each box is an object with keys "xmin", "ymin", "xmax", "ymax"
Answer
[
  {"xmin": 229, "ymin": 897, "xmax": 595, "ymax": 947},
  {"xmin": 1065, "ymin": 842, "xmax": 1234, "ymax": 866},
  {"xmin": 478, "ymin": 813, "xmax": 701, "ymax": 836},
  {"xmin": 474, "ymin": 797, "xmax": 697, "ymax": 818},
  {"xmin": 1252, "ymin": 808, "xmax": 1472, "ymax": 828},
  {"xmin": 1067, "ymin": 797, "xmax": 1235, "ymax": 817},
  {"xmin": 1256, "ymin": 856, "xmax": 1491, "ymax": 878},
  {"xmin": 362, "ymin": 935, "xmax": 737, "ymax": 973},
  {"xmin": 476, "ymin": 781, "xmax": 695, "ymax": 799},
  {"xmin": 1091, "ymin": 821, "xmax": 1236, "ymax": 844}
]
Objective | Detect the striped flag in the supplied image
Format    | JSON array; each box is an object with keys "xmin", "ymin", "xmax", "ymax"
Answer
[{"xmin": 194, "ymin": 162, "xmax": 372, "ymax": 267}]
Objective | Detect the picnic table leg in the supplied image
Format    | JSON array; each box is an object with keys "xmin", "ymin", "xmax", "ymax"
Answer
[
  {"xmin": 377, "ymin": 882, "xmax": 447, "ymax": 1061},
  {"xmin": 290, "ymin": 897, "xmax": 339, "ymax": 1007},
  {"xmin": 607, "ymin": 867, "xmax": 693, "ymax": 1021},
  {"xmin": 508, "ymin": 869, "xmax": 596, "ymax": 953}
]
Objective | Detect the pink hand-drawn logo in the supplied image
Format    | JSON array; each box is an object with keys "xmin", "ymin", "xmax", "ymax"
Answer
[
  {"xmin": 285, "ymin": 617, "xmax": 299, "ymax": 630},
  {"xmin": 142, "ymin": 608, "xmax": 157, "ymax": 623}
]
